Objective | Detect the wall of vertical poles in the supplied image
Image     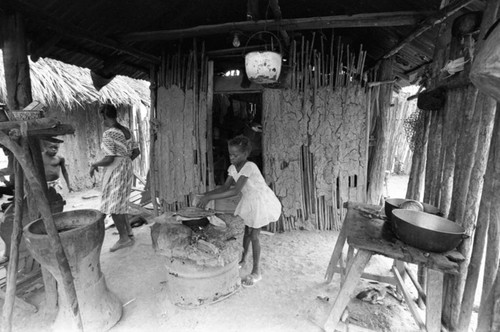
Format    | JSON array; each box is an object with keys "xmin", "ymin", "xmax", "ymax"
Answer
[{"xmin": 152, "ymin": 41, "xmax": 212, "ymax": 211}]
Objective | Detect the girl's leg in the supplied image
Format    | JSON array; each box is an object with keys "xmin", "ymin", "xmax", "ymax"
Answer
[
  {"xmin": 249, "ymin": 227, "xmax": 261, "ymax": 276},
  {"xmin": 240, "ymin": 226, "xmax": 251, "ymax": 266},
  {"xmin": 110, "ymin": 214, "xmax": 134, "ymax": 251}
]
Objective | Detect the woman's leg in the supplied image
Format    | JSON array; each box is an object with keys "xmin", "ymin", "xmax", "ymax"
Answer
[
  {"xmin": 240, "ymin": 226, "xmax": 251, "ymax": 265},
  {"xmin": 249, "ymin": 227, "xmax": 261, "ymax": 276}
]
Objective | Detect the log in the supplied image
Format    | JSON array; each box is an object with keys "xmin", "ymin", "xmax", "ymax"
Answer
[
  {"xmin": 406, "ymin": 111, "xmax": 429, "ymax": 201},
  {"xmin": 444, "ymin": 0, "xmax": 500, "ymax": 327},
  {"xmin": 149, "ymin": 65, "xmax": 159, "ymax": 216},
  {"xmin": 477, "ymin": 102, "xmax": 500, "ymax": 332},
  {"xmin": 1, "ymin": 11, "xmax": 32, "ymax": 112},
  {"xmin": 458, "ymin": 100, "xmax": 496, "ymax": 330},
  {"xmin": 206, "ymin": 61, "xmax": 215, "ymax": 190},
  {"xmin": 383, "ymin": 0, "xmax": 478, "ymax": 59},
  {"xmin": 1, "ymin": 161, "xmax": 25, "ymax": 332},
  {"xmin": 120, "ymin": 11, "xmax": 433, "ymax": 42},
  {"xmin": 366, "ymin": 59, "xmax": 393, "ymax": 204}
]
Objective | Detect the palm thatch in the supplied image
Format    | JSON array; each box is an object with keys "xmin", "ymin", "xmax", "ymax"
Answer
[{"xmin": 0, "ymin": 51, "xmax": 150, "ymax": 109}]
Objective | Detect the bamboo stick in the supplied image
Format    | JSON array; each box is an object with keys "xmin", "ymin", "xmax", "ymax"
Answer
[
  {"xmin": 329, "ymin": 30, "xmax": 334, "ymax": 89},
  {"xmin": 301, "ymin": 36, "xmax": 305, "ymax": 92}
]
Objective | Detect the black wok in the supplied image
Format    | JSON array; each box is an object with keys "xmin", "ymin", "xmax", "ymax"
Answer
[
  {"xmin": 384, "ymin": 198, "xmax": 440, "ymax": 222},
  {"xmin": 392, "ymin": 209, "xmax": 466, "ymax": 253}
]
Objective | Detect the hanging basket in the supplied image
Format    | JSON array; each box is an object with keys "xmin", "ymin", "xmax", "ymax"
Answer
[
  {"xmin": 244, "ymin": 31, "xmax": 282, "ymax": 84},
  {"xmin": 470, "ymin": 19, "xmax": 500, "ymax": 101}
]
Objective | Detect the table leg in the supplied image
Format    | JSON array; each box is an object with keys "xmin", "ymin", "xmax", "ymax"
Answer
[
  {"xmin": 325, "ymin": 223, "xmax": 348, "ymax": 283},
  {"xmin": 322, "ymin": 249, "xmax": 372, "ymax": 332},
  {"xmin": 426, "ymin": 269, "xmax": 444, "ymax": 332}
]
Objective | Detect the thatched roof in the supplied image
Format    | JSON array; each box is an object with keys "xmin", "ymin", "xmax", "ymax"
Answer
[{"xmin": 0, "ymin": 51, "xmax": 150, "ymax": 109}]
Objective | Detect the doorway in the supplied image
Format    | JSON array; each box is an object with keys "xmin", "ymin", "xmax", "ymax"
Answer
[{"xmin": 212, "ymin": 93, "xmax": 263, "ymax": 185}]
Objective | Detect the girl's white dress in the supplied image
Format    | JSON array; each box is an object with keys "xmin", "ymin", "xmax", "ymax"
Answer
[{"xmin": 228, "ymin": 161, "xmax": 282, "ymax": 228}]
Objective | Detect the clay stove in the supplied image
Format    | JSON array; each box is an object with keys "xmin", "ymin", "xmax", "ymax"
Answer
[{"xmin": 151, "ymin": 212, "xmax": 244, "ymax": 308}]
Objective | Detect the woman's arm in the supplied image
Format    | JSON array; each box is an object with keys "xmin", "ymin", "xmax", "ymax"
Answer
[
  {"xmin": 89, "ymin": 156, "xmax": 115, "ymax": 177},
  {"xmin": 197, "ymin": 176, "xmax": 247, "ymax": 208}
]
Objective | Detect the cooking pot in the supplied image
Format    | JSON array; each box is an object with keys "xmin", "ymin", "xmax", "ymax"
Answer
[
  {"xmin": 392, "ymin": 209, "xmax": 466, "ymax": 253},
  {"xmin": 384, "ymin": 198, "xmax": 440, "ymax": 222},
  {"xmin": 181, "ymin": 217, "xmax": 210, "ymax": 229}
]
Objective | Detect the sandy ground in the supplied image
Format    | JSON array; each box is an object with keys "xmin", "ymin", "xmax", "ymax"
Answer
[{"xmin": 2, "ymin": 175, "xmax": 430, "ymax": 332}]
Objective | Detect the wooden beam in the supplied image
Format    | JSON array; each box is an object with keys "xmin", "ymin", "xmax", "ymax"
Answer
[
  {"xmin": 11, "ymin": 0, "xmax": 159, "ymax": 64},
  {"xmin": 383, "ymin": 0, "xmax": 478, "ymax": 59},
  {"xmin": 119, "ymin": 11, "xmax": 433, "ymax": 42}
]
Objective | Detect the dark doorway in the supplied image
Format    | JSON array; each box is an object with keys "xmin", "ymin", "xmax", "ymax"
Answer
[{"xmin": 212, "ymin": 93, "xmax": 263, "ymax": 185}]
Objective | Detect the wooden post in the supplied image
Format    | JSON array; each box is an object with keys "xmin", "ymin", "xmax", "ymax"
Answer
[
  {"xmin": 366, "ymin": 59, "xmax": 393, "ymax": 204},
  {"xmin": 206, "ymin": 61, "xmax": 215, "ymax": 191},
  {"xmin": 1, "ymin": 161, "xmax": 25, "ymax": 332},
  {"xmin": 0, "ymin": 131, "xmax": 83, "ymax": 332},
  {"xmin": 149, "ymin": 65, "xmax": 159, "ymax": 216},
  {"xmin": 443, "ymin": 1, "xmax": 500, "ymax": 328},
  {"xmin": 458, "ymin": 108, "xmax": 495, "ymax": 330},
  {"xmin": 406, "ymin": 111, "xmax": 430, "ymax": 201},
  {"xmin": 1, "ymin": 10, "xmax": 32, "ymax": 111},
  {"xmin": 476, "ymin": 102, "xmax": 500, "ymax": 332}
]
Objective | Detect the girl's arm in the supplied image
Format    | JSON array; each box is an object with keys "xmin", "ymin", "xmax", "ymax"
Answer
[{"xmin": 197, "ymin": 176, "xmax": 248, "ymax": 208}]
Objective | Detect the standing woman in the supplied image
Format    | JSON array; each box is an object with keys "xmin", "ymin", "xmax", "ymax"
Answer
[{"xmin": 90, "ymin": 104, "xmax": 140, "ymax": 252}]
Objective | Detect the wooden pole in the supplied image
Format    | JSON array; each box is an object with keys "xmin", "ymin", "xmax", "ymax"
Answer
[
  {"xmin": 120, "ymin": 11, "xmax": 432, "ymax": 42},
  {"xmin": 1, "ymin": 10, "xmax": 32, "ymax": 112},
  {"xmin": 458, "ymin": 102, "xmax": 497, "ymax": 331},
  {"xmin": 0, "ymin": 130, "xmax": 83, "ymax": 331},
  {"xmin": 1, "ymin": 160, "xmax": 25, "ymax": 332},
  {"xmin": 206, "ymin": 61, "xmax": 215, "ymax": 191},
  {"xmin": 366, "ymin": 58, "xmax": 393, "ymax": 204},
  {"xmin": 382, "ymin": 0, "xmax": 477, "ymax": 59},
  {"xmin": 11, "ymin": 0, "xmax": 159, "ymax": 64},
  {"xmin": 149, "ymin": 65, "xmax": 159, "ymax": 216},
  {"xmin": 476, "ymin": 102, "xmax": 500, "ymax": 332}
]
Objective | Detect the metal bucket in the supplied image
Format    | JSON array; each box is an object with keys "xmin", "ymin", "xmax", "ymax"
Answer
[{"xmin": 244, "ymin": 31, "xmax": 282, "ymax": 84}]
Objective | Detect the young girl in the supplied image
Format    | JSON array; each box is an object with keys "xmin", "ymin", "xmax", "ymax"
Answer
[{"xmin": 197, "ymin": 135, "xmax": 281, "ymax": 287}]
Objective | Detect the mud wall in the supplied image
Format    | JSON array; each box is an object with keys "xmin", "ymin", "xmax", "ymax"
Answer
[{"xmin": 263, "ymin": 86, "xmax": 367, "ymax": 231}]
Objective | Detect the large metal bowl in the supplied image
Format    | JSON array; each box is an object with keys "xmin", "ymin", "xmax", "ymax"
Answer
[
  {"xmin": 392, "ymin": 209, "xmax": 466, "ymax": 253},
  {"xmin": 384, "ymin": 198, "xmax": 440, "ymax": 222}
]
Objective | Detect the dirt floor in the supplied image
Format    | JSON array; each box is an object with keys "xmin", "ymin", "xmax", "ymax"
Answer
[{"xmin": 0, "ymin": 174, "xmax": 458, "ymax": 331}]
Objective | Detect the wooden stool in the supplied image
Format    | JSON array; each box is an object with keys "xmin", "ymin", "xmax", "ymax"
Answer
[{"xmin": 318, "ymin": 202, "xmax": 464, "ymax": 332}]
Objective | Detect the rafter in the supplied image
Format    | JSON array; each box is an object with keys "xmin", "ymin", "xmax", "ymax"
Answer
[
  {"xmin": 119, "ymin": 11, "xmax": 433, "ymax": 43},
  {"xmin": 382, "ymin": 0, "xmax": 478, "ymax": 59},
  {"xmin": 9, "ymin": 0, "xmax": 159, "ymax": 64}
]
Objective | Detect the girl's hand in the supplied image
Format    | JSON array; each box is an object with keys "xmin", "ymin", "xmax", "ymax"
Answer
[
  {"xmin": 196, "ymin": 196, "xmax": 210, "ymax": 209},
  {"xmin": 89, "ymin": 165, "xmax": 98, "ymax": 177}
]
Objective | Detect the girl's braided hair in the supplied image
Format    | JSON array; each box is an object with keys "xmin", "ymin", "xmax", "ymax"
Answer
[{"xmin": 228, "ymin": 135, "xmax": 252, "ymax": 154}]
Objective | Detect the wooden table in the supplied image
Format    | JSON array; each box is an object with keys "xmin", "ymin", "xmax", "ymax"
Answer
[{"xmin": 319, "ymin": 202, "xmax": 464, "ymax": 332}]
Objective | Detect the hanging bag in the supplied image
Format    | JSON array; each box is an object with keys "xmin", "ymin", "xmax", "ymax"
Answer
[{"xmin": 470, "ymin": 19, "xmax": 500, "ymax": 101}]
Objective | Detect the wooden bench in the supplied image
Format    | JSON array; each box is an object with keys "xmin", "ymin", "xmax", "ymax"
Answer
[{"xmin": 316, "ymin": 202, "xmax": 464, "ymax": 331}]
